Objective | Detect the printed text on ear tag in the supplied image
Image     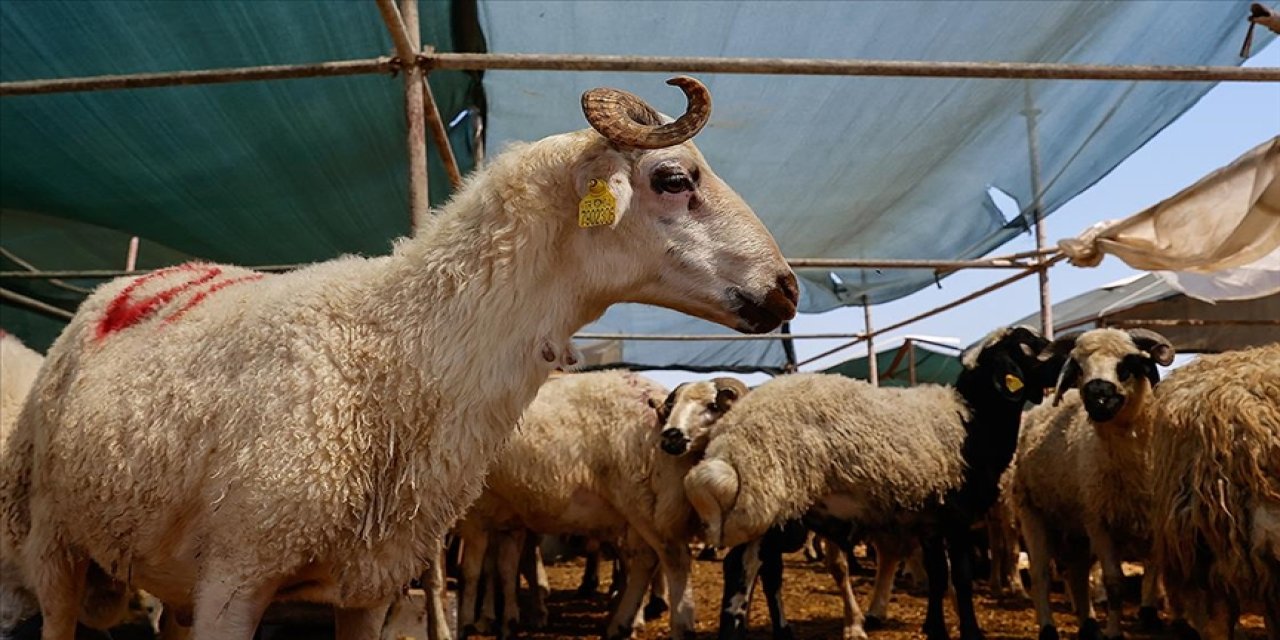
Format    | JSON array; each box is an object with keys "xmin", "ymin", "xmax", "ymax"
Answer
[
  {"xmin": 579, "ymin": 179, "xmax": 617, "ymax": 228},
  {"xmin": 1005, "ymin": 374, "xmax": 1024, "ymax": 393}
]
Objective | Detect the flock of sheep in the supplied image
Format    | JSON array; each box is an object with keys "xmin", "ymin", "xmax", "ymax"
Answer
[{"xmin": 0, "ymin": 76, "xmax": 1275, "ymax": 640}]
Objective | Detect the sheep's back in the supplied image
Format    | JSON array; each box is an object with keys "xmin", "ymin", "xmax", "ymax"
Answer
[
  {"xmin": 480, "ymin": 371, "xmax": 666, "ymax": 537},
  {"xmin": 1152, "ymin": 342, "xmax": 1280, "ymax": 605},
  {"xmin": 707, "ymin": 373, "xmax": 969, "ymax": 537}
]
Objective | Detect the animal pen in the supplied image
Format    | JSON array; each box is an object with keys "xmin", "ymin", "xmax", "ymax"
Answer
[{"xmin": 2, "ymin": 0, "xmax": 1276, "ymax": 375}]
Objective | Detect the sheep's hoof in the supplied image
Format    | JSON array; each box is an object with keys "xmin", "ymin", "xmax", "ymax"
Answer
[
  {"xmin": 1135, "ymin": 606, "xmax": 1163, "ymax": 632},
  {"xmin": 524, "ymin": 607, "xmax": 549, "ymax": 629},
  {"xmin": 604, "ymin": 623, "xmax": 634, "ymax": 640},
  {"xmin": 577, "ymin": 579, "xmax": 600, "ymax": 597},
  {"xmin": 1038, "ymin": 625, "xmax": 1061, "ymax": 640},
  {"xmin": 841, "ymin": 627, "xmax": 867, "ymax": 640},
  {"xmin": 498, "ymin": 617, "xmax": 519, "ymax": 640},
  {"xmin": 643, "ymin": 597, "xmax": 669, "ymax": 621},
  {"xmin": 864, "ymin": 614, "xmax": 885, "ymax": 631},
  {"xmin": 1169, "ymin": 619, "xmax": 1201, "ymax": 640},
  {"xmin": 922, "ymin": 620, "xmax": 950, "ymax": 640},
  {"xmin": 959, "ymin": 626, "xmax": 986, "ymax": 640},
  {"xmin": 1077, "ymin": 618, "xmax": 1102, "ymax": 640},
  {"xmin": 697, "ymin": 546, "xmax": 719, "ymax": 562}
]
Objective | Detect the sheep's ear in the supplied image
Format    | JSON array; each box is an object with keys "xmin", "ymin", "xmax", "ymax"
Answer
[
  {"xmin": 572, "ymin": 148, "xmax": 635, "ymax": 229},
  {"xmin": 711, "ymin": 377, "xmax": 749, "ymax": 411},
  {"xmin": 1053, "ymin": 359, "xmax": 1082, "ymax": 407},
  {"xmin": 1127, "ymin": 329, "xmax": 1175, "ymax": 367},
  {"xmin": 653, "ymin": 387, "xmax": 678, "ymax": 425}
]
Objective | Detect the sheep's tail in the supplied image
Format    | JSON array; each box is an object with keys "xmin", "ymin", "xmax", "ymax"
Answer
[{"xmin": 685, "ymin": 458, "xmax": 739, "ymax": 547}]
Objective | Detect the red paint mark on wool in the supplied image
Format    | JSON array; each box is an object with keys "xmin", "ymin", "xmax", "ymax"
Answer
[
  {"xmin": 164, "ymin": 274, "xmax": 264, "ymax": 324},
  {"xmin": 95, "ymin": 263, "xmax": 261, "ymax": 340}
]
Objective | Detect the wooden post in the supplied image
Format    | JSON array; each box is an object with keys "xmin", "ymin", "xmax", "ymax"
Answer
[
  {"xmin": 863, "ymin": 296, "xmax": 877, "ymax": 386},
  {"xmin": 1023, "ymin": 82, "xmax": 1053, "ymax": 339},
  {"xmin": 907, "ymin": 339, "xmax": 917, "ymax": 386},
  {"xmin": 377, "ymin": 0, "xmax": 429, "ymax": 229}
]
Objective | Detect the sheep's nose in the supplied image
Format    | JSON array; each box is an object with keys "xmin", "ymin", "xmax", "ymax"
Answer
[
  {"xmin": 1082, "ymin": 380, "xmax": 1124, "ymax": 421},
  {"xmin": 660, "ymin": 428, "xmax": 689, "ymax": 455},
  {"xmin": 776, "ymin": 272, "xmax": 799, "ymax": 307}
]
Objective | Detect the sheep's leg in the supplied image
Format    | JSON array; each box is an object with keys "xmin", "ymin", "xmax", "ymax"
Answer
[
  {"xmin": 920, "ymin": 535, "xmax": 952, "ymax": 640},
  {"xmin": 456, "ymin": 528, "xmax": 489, "ymax": 637},
  {"xmin": 866, "ymin": 538, "xmax": 905, "ymax": 629},
  {"xmin": 1091, "ymin": 535, "xmax": 1125, "ymax": 640},
  {"xmin": 1134, "ymin": 565, "xmax": 1162, "ymax": 632},
  {"xmin": 28, "ymin": 545, "xmax": 89, "ymax": 640},
  {"xmin": 718, "ymin": 538, "xmax": 763, "ymax": 640},
  {"xmin": 644, "ymin": 562, "xmax": 670, "ymax": 622},
  {"xmin": 334, "ymin": 604, "xmax": 390, "ymax": 640},
  {"xmin": 1264, "ymin": 606, "xmax": 1278, "ymax": 640},
  {"xmin": 946, "ymin": 525, "xmax": 984, "ymax": 640},
  {"xmin": 188, "ymin": 575, "xmax": 276, "ymax": 640},
  {"xmin": 423, "ymin": 536, "xmax": 454, "ymax": 640},
  {"xmin": 496, "ymin": 530, "xmax": 523, "ymax": 639},
  {"xmin": 822, "ymin": 539, "xmax": 865, "ymax": 640},
  {"xmin": 604, "ymin": 533, "xmax": 659, "ymax": 640},
  {"xmin": 1062, "ymin": 553, "xmax": 1099, "ymax": 640},
  {"xmin": 1020, "ymin": 508, "xmax": 1059, "ymax": 640},
  {"xmin": 578, "ymin": 547, "xmax": 602, "ymax": 596},
  {"xmin": 518, "ymin": 533, "xmax": 549, "ymax": 629},
  {"xmin": 655, "ymin": 544, "xmax": 690, "ymax": 638}
]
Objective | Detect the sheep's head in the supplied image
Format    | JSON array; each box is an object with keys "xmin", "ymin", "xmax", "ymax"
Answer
[
  {"xmin": 961, "ymin": 325, "xmax": 1052, "ymax": 405},
  {"xmin": 1038, "ymin": 328, "xmax": 1174, "ymax": 423},
  {"xmin": 561, "ymin": 77, "xmax": 796, "ymax": 334},
  {"xmin": 652, "ymin": 377, "xmax": 748, "ymax": 456}
]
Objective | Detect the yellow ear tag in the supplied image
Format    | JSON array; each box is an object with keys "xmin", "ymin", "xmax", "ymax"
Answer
[
  {"xmin": 1005, "ymin": 374, "xmax": 1024, "ymax": 393},
  {"xmin": 578, "ymin": 179, "xmax": 617, "ymax": 228}
]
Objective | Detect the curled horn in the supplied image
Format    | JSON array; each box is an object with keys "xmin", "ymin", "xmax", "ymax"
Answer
[
  {"xmin": 581, "ymin": 76, "xmax": 711, "ymax": 149},
  {"xmin": 1127, "ymin": 329, "xmax": 1176, "ymax": 366},
  {"xmin": 711, "ymin": 377, "xmax": 749, "ymax": 410}
]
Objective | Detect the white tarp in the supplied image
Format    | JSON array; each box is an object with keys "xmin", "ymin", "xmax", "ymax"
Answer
[{"xmin": 1060, "ymin": 136, "xmax": 1280, "ymax": 299}]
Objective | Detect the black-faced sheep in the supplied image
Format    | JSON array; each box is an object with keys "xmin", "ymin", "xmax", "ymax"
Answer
[
  {"xmin": 683, "ymin": 326, "xmax": 1054, "ymax": 640},
  {"xmin": 0, "ymin": 77, "xmax": 797, "ymax": 640},
  {"xmin": 1014, "ymin": 328, "xmax": 1175, "ymax": 640},
  {"xmin": 1150, "ymin": 341, "xmax": 1280, "ymax": 640}
]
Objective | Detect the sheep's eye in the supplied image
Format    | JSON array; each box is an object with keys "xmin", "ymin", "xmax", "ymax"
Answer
[
  {"xmin": 706, "ymin": 402, "xmax": 721, "ymax": 413},
  {"xmin": 652, "ymin": 166, "xmax": 694, "ymax": 194},
  {"xmin": 1117, "ymin": 365, "xmax": 1133, "ymax": 382}
]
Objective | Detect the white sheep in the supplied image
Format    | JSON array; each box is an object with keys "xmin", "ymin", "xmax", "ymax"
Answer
[
  {"xmin": 1150, "ymin": 341, "xmax": 1280, "ymax": 639},
  {"xmin": 1014, "ymin": 328, "xmax": 1175, "ymax": 640},
  {"xmin": 1, "ymin": 332, "xmax": 44, "ymax": 635},
  {"xmin": 684, "ymin": 326, "xmax": 1053, "ymax": 640},
  {"xmin": 0, "ymin": 76, "xmax": 797, "ymax": 640},
  {"xmin": 451, "ymin": 371, "xmax": 748, "ymax": 640}
]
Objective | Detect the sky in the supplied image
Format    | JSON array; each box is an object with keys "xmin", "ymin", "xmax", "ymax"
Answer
[{"xmin": 647, "ymin": 41, "xmax": 1280, "ymax": 390}]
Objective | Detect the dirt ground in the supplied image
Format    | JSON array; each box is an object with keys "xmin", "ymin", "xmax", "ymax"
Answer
[{"xmin": 482, "ymin": 551, "xmax": 1270, "ymax": 640}]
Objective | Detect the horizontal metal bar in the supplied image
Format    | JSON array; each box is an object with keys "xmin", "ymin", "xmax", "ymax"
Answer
[
  {"xmin": 1102, "ymin": 318, "xmax": 1280, "ymax": 327},
  {"xmin": 0, "ymin": 58, "xmax": 396, "ymax": 97},
  {"xmin": 0, "ymin": 287, "xmax": 75, "ymax": 320},
  {"xmin": 0, "ymin": 253, "xmax": 1058, "ymax": 280},
  {"xmin": 573, "ymin": 332, "xmax": 866, "ymax": 341},
  {"xmin": 424, "ymin": 53, "xmax": 1280, "ymax": 82}
]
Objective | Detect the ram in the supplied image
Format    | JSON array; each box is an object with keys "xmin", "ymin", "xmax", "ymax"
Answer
[{"xmin": 0, "ymin": 77, "xmax": 796, "ymax": 640}]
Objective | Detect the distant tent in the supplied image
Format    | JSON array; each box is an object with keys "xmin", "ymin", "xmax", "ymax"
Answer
[
  {"xmin": 825, "ymin": 340, "xmax": 962, "ymax": 387},
  {"xmin": 1014, "ymin": 273, "xmax": 1280, "ymax": 353}
]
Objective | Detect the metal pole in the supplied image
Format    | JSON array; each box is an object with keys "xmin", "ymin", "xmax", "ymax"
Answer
[
  {"xmin": 864, "ymin": 296, "xmax": 878, "ymax": 386},
  {"xmin": 0, "ymin": 288, "xmax": 74, "ymax": 321},
  {"xmin": 422, "ymin": 53, "xmax": 1280, "ymax": 83},
  {"xmin": 125, "ymin": 237, "xmax": 140, "ymax": 272},
  {"xmin": 907, "ymin": 339, "xmax": 918, "ymax": 386},
  {"xmin": 377, "ymin": 0, "xmax": 430, "ymax": 229},
  {"xmin": 573, "ymin": 332, "xmax": 867, "ymax": 341},
  {"xmin": 4, "ymin": 55, "xmax": 1277, "ymax": 98},
  {"xmin": 421, "ymin": 48, "xmax": 464, "ymax": 189},
  {"xmin": 796, "ymin": 255, "xmax": 1063, "ymax": 367},
  {"xmin": 1022, "ymin": 82, "xmax": 1053, "ymax": 339}
]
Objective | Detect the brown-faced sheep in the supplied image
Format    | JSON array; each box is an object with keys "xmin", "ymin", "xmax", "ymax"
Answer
[
  {"xmin": 1150, "ymin": 341, "xmax": 1280, "ymax": 640},
  {"xmin": 0, "ymin": 77, "xmax": 796, "ymax": 640},
  {"xmin": 451, "ymin": 372, "xmax": 748, "ymax": 640}
]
